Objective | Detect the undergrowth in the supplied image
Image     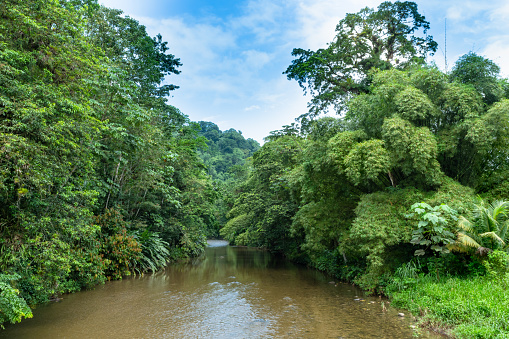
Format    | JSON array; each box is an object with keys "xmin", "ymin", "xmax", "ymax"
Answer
[{"xmin": 388, "ymin": 251, "xmax": 509, "ymax": 339}]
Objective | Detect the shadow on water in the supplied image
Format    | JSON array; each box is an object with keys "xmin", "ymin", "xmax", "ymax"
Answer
[{"xmin": 1, "ymin": 242, "xmax": 443, "ymax": 338}]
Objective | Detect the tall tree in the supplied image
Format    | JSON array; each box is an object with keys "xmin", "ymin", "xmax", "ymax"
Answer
[
  {"xmin": 450, "ymin": 52, "xmax": 505, "ymax": 106},
  {"xmin": 284, "ymin": 1, "xmax": 437, "ymax": 118},
  {"xmin": 86, "ymin": 6, "xmax": 181, "ymax": 98}
]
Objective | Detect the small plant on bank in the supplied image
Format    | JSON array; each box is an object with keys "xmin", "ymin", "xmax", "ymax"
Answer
[
  {"xmin": 386, "ymin": 259, "xmax": 423, "ymax": 294},
  {"xmin": 134, "ymin": 230, "xmax": 171, "ymax": 273},
  {"xmin": 95, "ymin": 209, "xmax": 142, "ymax": 280},
  {"xmin": 483, "ymin": 250, "xmax": 509, "ymax": 284},
  {"xmin": 407, "ymin": 203, "xmax": 458, "ymax": 256}
]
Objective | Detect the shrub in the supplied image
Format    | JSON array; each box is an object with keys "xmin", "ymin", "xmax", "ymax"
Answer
[
  {"xmin": 134, "ymin": 230, "xmax": 171, "ymax": 272},
  {"xmin": 407, "ymin": 202, "xmax": 457, "ymax": 256},
  {"xmin": 483, "ymin": 250, "xmax": 509, "ymax": 283},
  {"xmin": 0, "ymin": 274, "xmax": 32, "ymax": 328},
  {"xmin": 95, "ymin": 209, "xmax": 142, "ymax": 280}
]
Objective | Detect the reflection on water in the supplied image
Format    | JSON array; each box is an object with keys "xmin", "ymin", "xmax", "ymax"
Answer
[{"xmin": 1, "ymin": 242, "xmax": 441, "ymax": 338}]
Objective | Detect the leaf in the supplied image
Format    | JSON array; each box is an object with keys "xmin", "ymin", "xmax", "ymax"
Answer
[
  {"xmin": 415, "ymin": 208, "xmax": 426, "ymax": 214},
  {"xmin": 430, "ymin": 245, "xmax": 442, "ymax": 252},
  {"xmin": 423, "ymin": 213, "xmax": 439, "ymax": 224},
  {"xmin": 414, "ymin": 249, "xmax": 426, "ymax": 256},
  {"xmin": 418, "ymin": 220, "xmax": 428, "ymax": 228}
]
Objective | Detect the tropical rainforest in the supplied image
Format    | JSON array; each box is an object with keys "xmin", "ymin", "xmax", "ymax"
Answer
[
  {"xmin": 0, "ymin": 0, "xmax": 256, "ymax": 327},
  {"xmin": 1, "ymin": 0, "xmax": 509, "ymax": 338}
]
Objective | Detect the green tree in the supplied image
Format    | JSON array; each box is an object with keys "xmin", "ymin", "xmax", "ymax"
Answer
[
  {"xmin": 344, "ymin": 66, "xmax": 508, "ymax": 188},
  {"xmin": 221, "ymin": 136, "xmax": 303, "ymax": 251},
  {"xmin": 284, "ymin": 1, "xmax": 437, "ymax": 117},
  {"xmin": 450, "ymin": 52, "xmax": 504, "ymax": 106},
  {"xmin": 0, "ymin": 274, "xmax": 32, "ymax": 328},
  {"xmin": 197, "ymin": 121, "xmax": 259, "ymax": 181},
  {"xmin": 86, "ymin": 5, "xmax": 181, "ymax": 98},
  {"xmin": 0, "ymin": 0, "xmax": 214, "ymax": 318}
]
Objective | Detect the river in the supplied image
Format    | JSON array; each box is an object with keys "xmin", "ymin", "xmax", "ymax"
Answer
[{"xmin": 1, "ymin": 240, "xmax": 441, "ymax": 338}]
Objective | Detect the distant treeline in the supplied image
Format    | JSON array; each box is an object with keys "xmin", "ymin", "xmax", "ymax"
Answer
[{"xmin": 197, "ymin": 121, "xmax": 260, "ymax": 181}]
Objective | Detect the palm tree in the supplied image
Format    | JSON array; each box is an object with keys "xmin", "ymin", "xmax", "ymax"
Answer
[{"xmin": 450, "ymin": 199, "xmax": 509, "ymax": 255}]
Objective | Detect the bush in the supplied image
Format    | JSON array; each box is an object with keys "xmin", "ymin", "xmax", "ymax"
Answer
[
  {"xmin": 0, "ymin": 274, "xmax": 32, "ymax": 328},
  {"xmin": 483, "ymin": 250, "xmax": 509, "ymax": 283},
  {"xmin": 134, "ymin": 230, "xmax": 171, "ymax": 272},
  {"xmin": 95, "ymin": 210, "xmax": 142, "ymax": 280},
  {"xmin": 68, "ymin": 242, "xmax": 108, "ymax": 289}
]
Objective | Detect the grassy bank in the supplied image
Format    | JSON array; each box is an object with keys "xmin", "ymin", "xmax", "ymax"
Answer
[{"xmin": 389, "ymin": 273, "xmax": 509, "ymax": 338}]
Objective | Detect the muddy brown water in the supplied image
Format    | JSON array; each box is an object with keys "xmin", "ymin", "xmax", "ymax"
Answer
[{"xmin": 1, "ymin": 240, "xmax": 441, "ymax": 338}]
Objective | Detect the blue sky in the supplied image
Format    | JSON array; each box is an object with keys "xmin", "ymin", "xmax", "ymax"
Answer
[{"xmin": 99, "ymin": 0, "xmax": 509, "ymax": 143}]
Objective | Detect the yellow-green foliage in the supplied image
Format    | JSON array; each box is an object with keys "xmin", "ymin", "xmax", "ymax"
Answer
[
  {"xmin": 349, "ymin": 179, "xmax": 475, "ymax": 291},
  {"xmin": 344, "ymin": 139, "xmax": 390, "ymax": 185},
  {"xmin": 348, "ymin": 188, "xmax": 423, "ymax": 291}
]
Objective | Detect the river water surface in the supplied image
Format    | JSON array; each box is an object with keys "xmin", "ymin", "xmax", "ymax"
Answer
[{"xmin": 1, "ymin": 240, "xmax": 441, "ymax": 338}]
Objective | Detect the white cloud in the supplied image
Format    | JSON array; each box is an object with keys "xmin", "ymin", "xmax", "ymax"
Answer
[
  {"xmin": 482, "ymin": 37, "xmax": 509, "ymax": 78},
  {"xmin": 432, "ymin": 0, "xmax": 509, "ymax": 76},
  {"xmin": 489, "ymin": 1, "xmax": 509, "ymax": 22},
  {"xmin": 231, "ymin": 0, "xmax": 285, "ymax": 42},
  {"xmin": 244, "ymin": 105, "xmax": 261, "ymax": 111},
  {"xmin": 241, "ymin": 50, "xmax": 272, "ymax": 69},
  {"xmin": 133, "ymin": 16, "xmax": 236, "ymax": 71},
  {"xmin": 445, "ymin": 2, "xmax": 486, "ymax": 21},
  {"xmin": 291, "ymin": 0, "xmax": 382, "ymax": 49}
]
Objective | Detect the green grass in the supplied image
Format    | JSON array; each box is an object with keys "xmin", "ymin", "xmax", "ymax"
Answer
[{"xmin": 390, "ymin": 276, "xmax": 509, "ymax": 338}]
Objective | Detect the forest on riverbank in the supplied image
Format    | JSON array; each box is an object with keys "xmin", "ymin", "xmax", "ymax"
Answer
[
  {"xmin": 1, "ymin": 1, "xmax": 509, "ymax": 338},
  {"xmin": 220, "ymin": 2, "xmax": 509, "ymax": 338},
  {"xmin": 0, "ymin": 0, "xmax": 258, "ymax": 327}
]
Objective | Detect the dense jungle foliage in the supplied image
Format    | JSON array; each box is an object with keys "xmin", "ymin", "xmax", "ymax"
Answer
[
  {"xmin": 222, "ymin": 2, "xmax": 509, "ymax": 337},
  {"xmin": 0, "ymin": 0, "xmax": 220, "ymax": 326},
  {"xmin": 2, "ymin": 0, "xmax": 509, "ymax": 337},
  {"xmin": 195, "ymin": 121, "xmax": 260, "ymax": 236},
  {"xmin": 197, "ymin": 121, "xmax": 259, "ymax": 181}
]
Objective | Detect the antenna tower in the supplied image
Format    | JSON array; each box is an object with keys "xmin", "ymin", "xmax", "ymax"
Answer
[{"xmin": 444, "ymin": 18, "xmax": 448, "ymax": 73}]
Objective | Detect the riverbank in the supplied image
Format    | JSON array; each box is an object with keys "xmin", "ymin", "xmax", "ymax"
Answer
[{"xmin": 389, "ymin": 274, "xmax": 509, "ymax": 338}]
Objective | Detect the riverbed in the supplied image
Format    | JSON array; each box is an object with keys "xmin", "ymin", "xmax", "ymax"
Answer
[{"xmin": 0, "ymin": 241, "xmax": 441, "ymax": 338}]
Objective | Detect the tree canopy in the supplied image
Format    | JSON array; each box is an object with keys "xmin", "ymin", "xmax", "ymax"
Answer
[
  {"xmin": 197, "ymin": 121, "xmax": 260, "ymax": 181},
  {"xmin": 284, "ymin": 1, "xmax": 437, "ymax": 118}
]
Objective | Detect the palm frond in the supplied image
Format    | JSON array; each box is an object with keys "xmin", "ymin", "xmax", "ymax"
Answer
[
  {"xmin": 479, "ymin": 231, "xmax": 506, "ymax": 247},
  {"xmin": 447, "ymin": 242, "xmax": 472, "ymax": 253},
  {"xmin": 486, "ymin": 213, "xmax": 500, "ymax": 233},
  {"xmin": 458, "ymin": 216, "xmax": 474, "ymax": 233},
  {"xmin": 490, "ymin": 200, "xmax": 509, "ymax": 221},
  {"xmin": 499, "ymin": 221, "xmax": 509, "ymax": 244},
  {"xmin": 457, "ymin": 232, "xmax": 481, "ymax": 249}
]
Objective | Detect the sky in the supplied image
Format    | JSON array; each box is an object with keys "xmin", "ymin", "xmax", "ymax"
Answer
[{"xmin": 98, "ymin": 0, "xmax": 509, "ymax": 143}]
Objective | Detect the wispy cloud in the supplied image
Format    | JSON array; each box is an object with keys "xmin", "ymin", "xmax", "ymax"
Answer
[
  {"xmin": 244, "ymin": 105, "xmax": 260, "ymax": 111},
  {"xmin": 291, "ymin": 0, "xmax": 381, "ymax": 49}
]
